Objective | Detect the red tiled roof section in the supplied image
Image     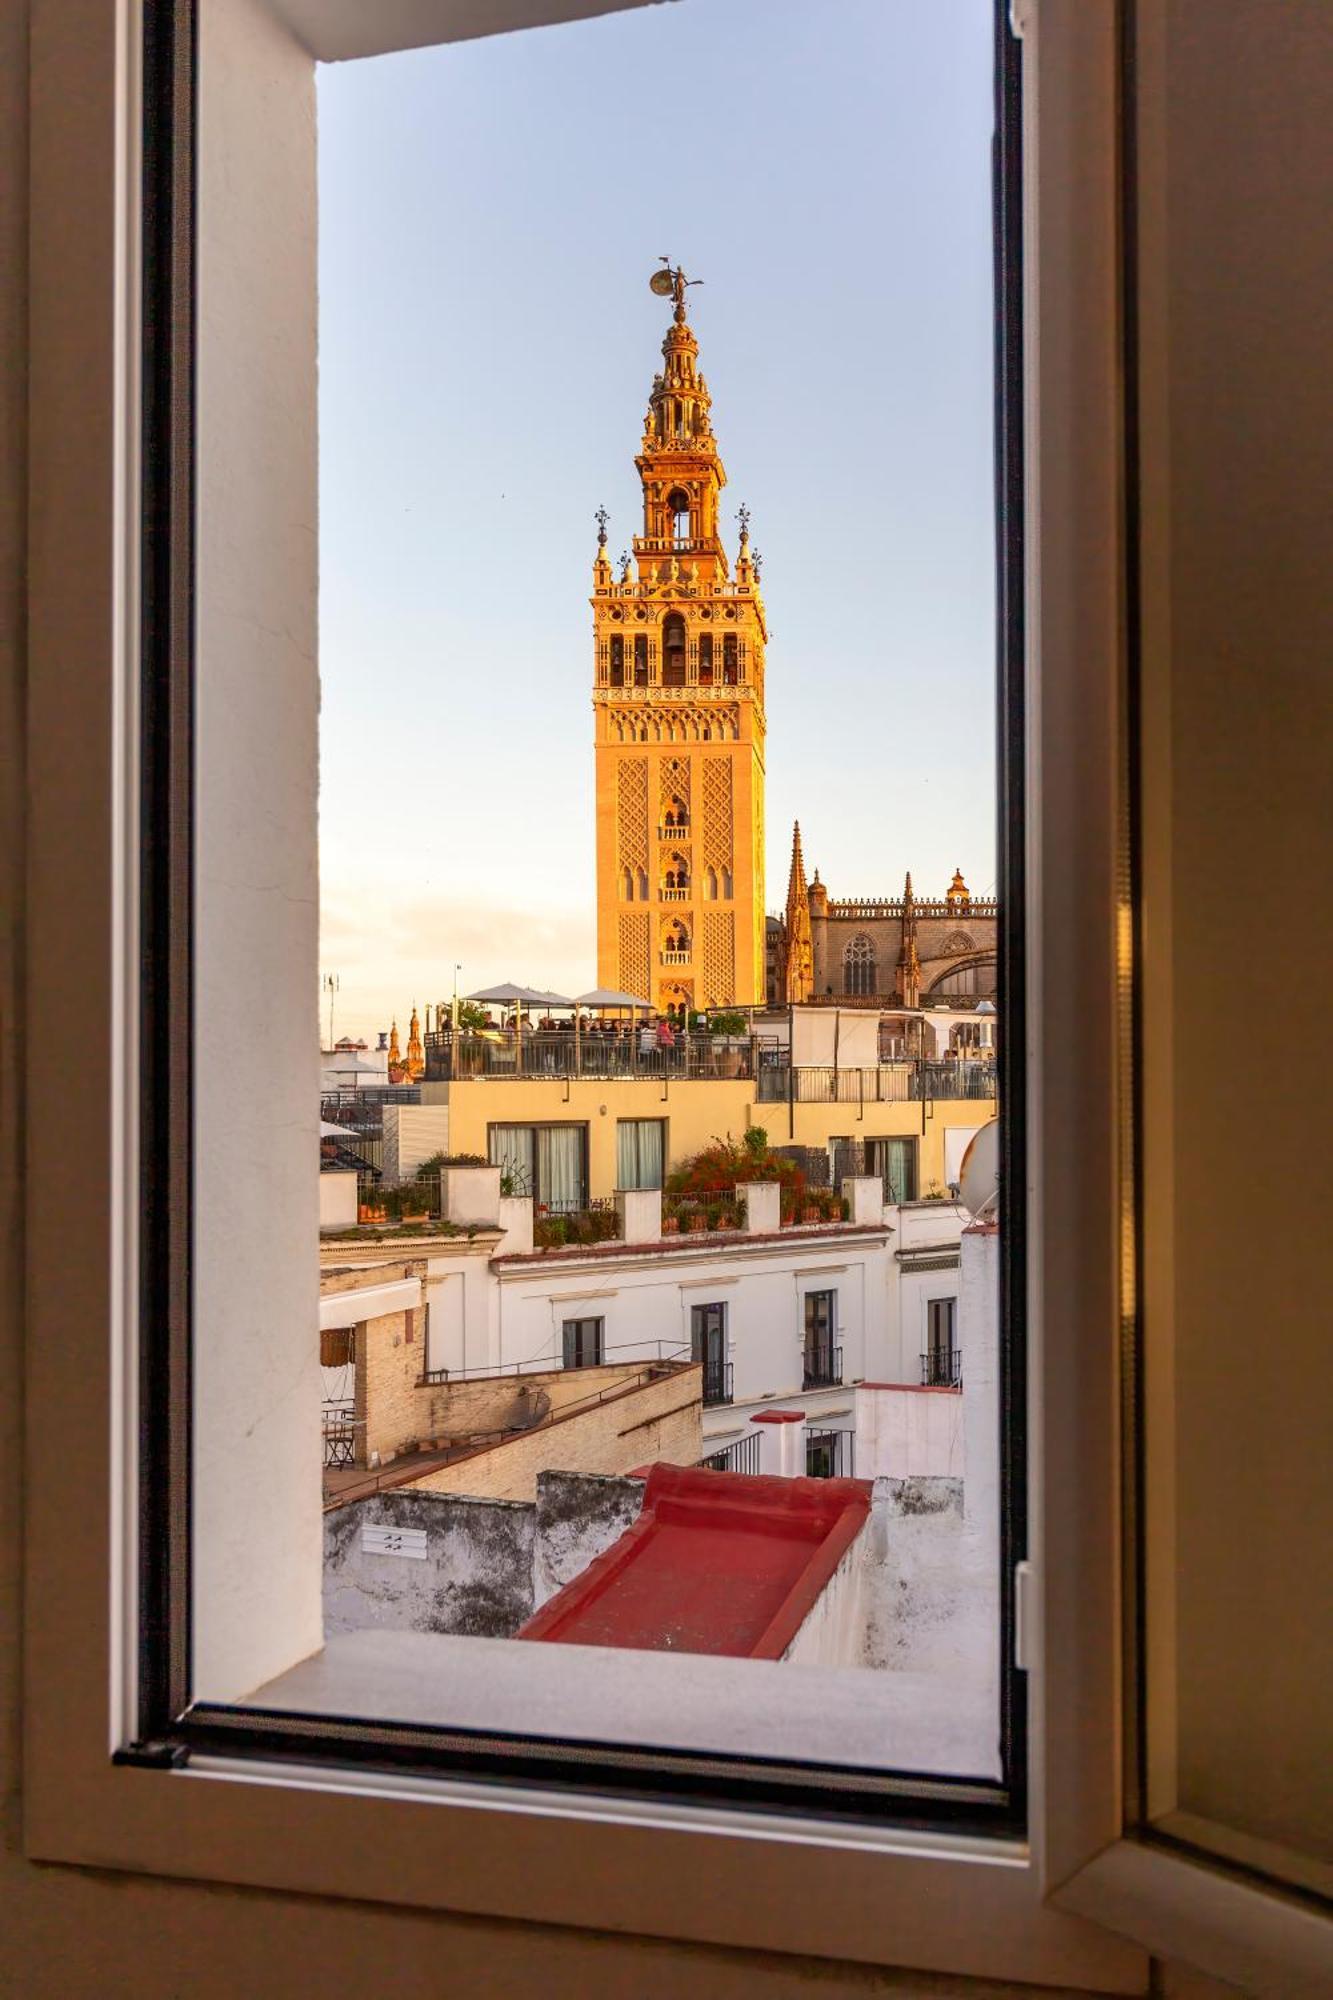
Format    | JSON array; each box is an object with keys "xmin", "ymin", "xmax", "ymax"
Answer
[{"xmin": 515, "ymin": 1463, "xmax": 871, "ymax": 1661}]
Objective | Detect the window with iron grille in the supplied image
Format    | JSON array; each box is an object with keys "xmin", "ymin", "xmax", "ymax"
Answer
[
  {"xmin": 925, "ymin": 1297, "xmax": 960, "ymax": 1386},
  {"xmin": 690, "ymin": 1302, "xmax": 730, "ymax": 1407}
]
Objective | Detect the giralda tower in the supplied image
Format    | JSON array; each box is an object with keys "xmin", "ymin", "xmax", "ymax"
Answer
[{"xmin": 591, "ymin": 264, "xmax": 767, "ymax": 1011}]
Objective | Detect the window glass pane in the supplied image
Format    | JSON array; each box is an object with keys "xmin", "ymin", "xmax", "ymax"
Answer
[
  {"xmin": 192, "ymin": 0, "xmax": 1011, "ymax": 1799},
  {"xmin": 617, "ymin": 1118, "xmax": 663, "ymax": 1190},
  {"xmin": 489, "ymin": 1125, "xmax": 535, "ymax": 1196}
]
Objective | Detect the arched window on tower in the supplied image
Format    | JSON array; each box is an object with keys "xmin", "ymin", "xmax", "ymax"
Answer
[
  {"xmin": 609, "ymin": 635, "xmax": 624, "ymax": 687},
  {"xmin": 668, "ymin": 489, "xmax": 690, "ymax": 543},
  {"xmin": 722, "ymin": 867, "xmax": 734, "ymax": 899},
  {"xmin": 723, "ymin": 634, "xmax": 738, "ymax": 685},
  {"xmin": 703, "ymin": 865, "xmax": 718, "ymax": 902},
  {"xmin": 698, "ymin": 633, "xmax": 713, "ymax": 685},
  {"xmin": 662, "ymin": 613, "xmax": 686, "ymax": 687},
  {"xmin": 620, "ymin": 867, "xmax": 633, "ymax": 901},
  {"xmin": 844, "ymin": 933, "xmax": 877, "ymax": 998},
  {"xmin": 633, "ymin": 634, "xmax": 648, "ymax": 686}
]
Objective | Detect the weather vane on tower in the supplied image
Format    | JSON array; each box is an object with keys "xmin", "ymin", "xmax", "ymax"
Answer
[{"xmin": 649, "ymin": 257, "xmax": 704, "ymax": 321}]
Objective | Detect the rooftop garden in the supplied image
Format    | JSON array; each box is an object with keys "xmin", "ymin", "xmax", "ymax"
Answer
[{"xmin": 663, "ymin": 1126, "xmax": 849, "ymax": 1233}]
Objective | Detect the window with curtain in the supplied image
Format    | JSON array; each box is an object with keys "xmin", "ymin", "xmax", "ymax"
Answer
[
  {"xmin": 488, "ymin": 1124, "xmax": 586, "ymax": 1208},
  {"xmin": 872, "ymin": 1135, "xmax": 918, "ymax": 1201},
  {"xmin": 616, "ymin": 1118, "xmax": 664, "ymax": 1190}
]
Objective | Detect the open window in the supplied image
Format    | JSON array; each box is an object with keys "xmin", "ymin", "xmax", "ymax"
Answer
[{"xmin": 35, "ymin": 0, "xmax": 1328, "ymax": 1989}]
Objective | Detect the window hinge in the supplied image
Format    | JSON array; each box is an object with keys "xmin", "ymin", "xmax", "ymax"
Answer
[
  {"xmin": 112, "ymin": 1738, "xmax": 191, "ymax": 1770},
  {"xmin": 1014, "ymin": 1559, "xmax": 1036, "ymax": 1672}
]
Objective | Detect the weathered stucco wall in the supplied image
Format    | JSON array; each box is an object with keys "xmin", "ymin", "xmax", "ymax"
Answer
[
  {"xmin": 532, "ymin": 1470, "xmax": 646, "ymax": 1608},
  {"xmin": 325, "ymin": 1472, "xmax": 648, "ymax": 1639},
  {"xmin": 406, "ymin": 1367, "xmax": 702, "ymax": 1502},
  {"xmin": 325, "ymin": 1489, "xmax": 536, "ymax": 1639}
]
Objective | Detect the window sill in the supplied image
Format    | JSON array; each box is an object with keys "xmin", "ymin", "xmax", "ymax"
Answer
[{"xmin": 244, "ymin": 1628, "xmax": 1001, "ymax": 1779}]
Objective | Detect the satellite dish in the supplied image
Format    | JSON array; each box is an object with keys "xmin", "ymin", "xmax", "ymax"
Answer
[
  {"xmin": 649, "ymin": 269, "xmax": 675, "ymax": 297},
  {"xmin": 958, "ymin": 1119, "xmax": 999, "ymax": 1221}
]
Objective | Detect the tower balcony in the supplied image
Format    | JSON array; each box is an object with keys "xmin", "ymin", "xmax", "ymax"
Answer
[
  {"xmin": 661, "ymin": 949, "xmax": 692, "ymax": 966},
  {"xmin": 658, "ymin": 822, "xmax": 691, "ymax": 841},
  {"xmin": 660, "ymin": 887, "xmax": 690, "ymax": 902}
]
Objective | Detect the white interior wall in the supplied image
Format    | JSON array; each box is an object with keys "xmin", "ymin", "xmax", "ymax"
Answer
[{"xmin": 193, "ymin": 0, "xmax": 322, "ymax": 1702}]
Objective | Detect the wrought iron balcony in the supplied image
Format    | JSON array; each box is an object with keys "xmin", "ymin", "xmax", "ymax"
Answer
[
  {"xmin": 921, "ymin": 1348, "xmax": 962, "ymax": 1387},
  {"xmin": 700, "ymin": 1430, "xmax": 761, "ymax": 1476},
  {"xmin": 802, "ymin": 1343, "xmax": 843, "ymax": 1391},
  {"xmin": 702, "ymin": 1359, "xmax": 733, "ymax": 1408}
]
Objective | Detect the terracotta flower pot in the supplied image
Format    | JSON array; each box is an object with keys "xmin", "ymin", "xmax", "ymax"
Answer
[
  {"xmin": 688, "ymin": 1213, "xmax": 708, "ymax": 1234},
  {"xmin": 661, "ymin": 1216, "xmax": 680, "ymax": 1234},
  {"xmin": 802, "ymin": 1206, "xmax": 821, "ymax": 1224}
]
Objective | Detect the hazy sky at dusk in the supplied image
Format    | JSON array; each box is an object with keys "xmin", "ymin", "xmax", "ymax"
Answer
[{"xmin": 318, "ymin": 0, "xmax": 995, "ymax": 1044}]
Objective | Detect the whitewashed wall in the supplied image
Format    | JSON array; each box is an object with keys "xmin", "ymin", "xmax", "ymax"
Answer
[
  {"xmin": 193, "ymin": 0, "xmax": 321, "ymax": 1702},
  {"xmin": 855, "ymin": 1384, "xmax": 964, "ymax": 1480}
]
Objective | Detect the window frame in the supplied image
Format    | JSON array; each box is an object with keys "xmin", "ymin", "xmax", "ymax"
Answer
[
  {"xmin": 21, "ymin": 0, "xmax": 1199, "ymax": 1985},
  {"xmin": 561, "ymin": 1316, "xmax": 606, "ymax": 1371}
]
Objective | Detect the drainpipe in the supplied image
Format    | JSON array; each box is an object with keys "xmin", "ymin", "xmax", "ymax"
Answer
[{"xmin": 787, "ymin": 1000, "xmax": 795, "ymax": 1141}]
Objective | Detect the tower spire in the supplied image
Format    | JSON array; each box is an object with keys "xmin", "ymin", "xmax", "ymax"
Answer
[
  {"xmin": 784, "ymin": 822, "xmax": 813, "ymax": 1003},
  {"xmin": 592, "ymin": 272, "xmax": 769, "ymax": 1009}
]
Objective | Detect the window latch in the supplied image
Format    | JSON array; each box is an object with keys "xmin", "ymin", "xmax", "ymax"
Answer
[
  {"xmin": 112, "ymin": 1739, "xmax": 191, "ymax": 1771},
  {"xmin": 1013, "ymin": 1559, "xmax": 1036, "ymax": 1672}
]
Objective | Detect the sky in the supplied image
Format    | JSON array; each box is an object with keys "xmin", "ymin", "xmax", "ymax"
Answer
[{"xmin": 317, "ymin": 0, "xmax": 996, "ymax": 1046}]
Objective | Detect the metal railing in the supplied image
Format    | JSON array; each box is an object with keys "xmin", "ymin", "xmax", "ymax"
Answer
[
  {"xmin": 805, "ymin": 1427, "xmax": 851, "ymax": 1478},
  {"xmin": 921, "ymin": 1348, "xmax": 962, "ymax": 1387},
  {"xmin": 754, "ymin": 1061, "xmax": 997, "ymax": 1106},
  {"xmin": 803, "ymin": 1343, "xmax": 843, "ymax": 1390},
  {"xmin": 533, "ymin": 1198, "xmax": 619, "ymax": 1250},
  {"xmin": 702, "ymin": 1358, "xmax": 733, "ymax": 1408},
  {"xmin": 701, "ymin": 1430, "xmax": 762, "ymax": 1476},
  {"xmin": 353, "ymin": 1175, "xmax": 444, "ymax": 1224},
  {"xmin": 424, "ymin": 1030, "xmax": 778, "ymax": 1084}
]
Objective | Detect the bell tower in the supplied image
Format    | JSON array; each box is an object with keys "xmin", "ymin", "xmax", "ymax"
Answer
[{"xmin": 592, "ymin": 264, "xmax": 767, "ymax": 1010}]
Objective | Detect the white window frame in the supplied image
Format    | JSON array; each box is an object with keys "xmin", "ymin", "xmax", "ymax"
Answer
[{"xmin": 23, "ymin": 0, "xmax": 1323, "ymax": 1988}]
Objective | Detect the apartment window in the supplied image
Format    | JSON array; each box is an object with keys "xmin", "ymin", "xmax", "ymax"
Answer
[
  {"xmin": 488, "ymin": 1124, "xmax": 586, "ymax": 1210},
  {"xmin": 803, "ymin": 1290, "xmax": 841, "ymax": 1389},
  {"xmin": 924, "ymin": 1297, "xmax": 960, "ymax": 1386},
  {"xmin": 690, "ymin": 1302, "xmax": 730, "ymax": 1407},
  {"xmin": 561, "ymin": 1317, "xmax": 604, "ymax": 1370},
  {"xmin": 616, "ymin": 1118, "xmax": 664, "ymax": 1191},
  {"xmin": 806, "ymin": 1428, "xmax": 850, "ymax": 1479},
  {"xmin": 871, "ymin": 1135, "xmax": 918, "ymax": 1202}
]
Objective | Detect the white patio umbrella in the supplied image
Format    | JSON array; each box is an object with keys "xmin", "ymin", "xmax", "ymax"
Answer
[
  {"xmin": 571, "ymin": 987, "xmax": 652, "ymax": 1070},
  {"xmin": 463, "ymin": 983, "xmax": 575, "ymax": 1071},
  {"xmin": 574, "ymin": 988, "xmax": 651, "ymax": 1010}
]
